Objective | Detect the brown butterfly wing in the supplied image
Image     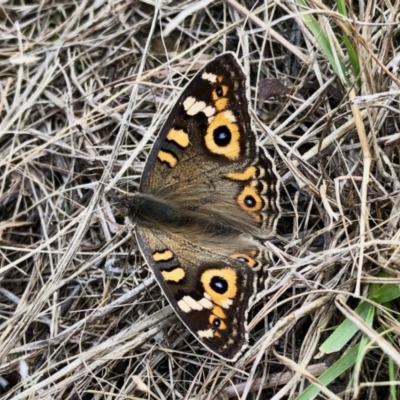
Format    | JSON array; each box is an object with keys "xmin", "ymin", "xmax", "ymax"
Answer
[
  {"xmin": 136, "ymin": 225, "xmax": 256, "ymax": 361},
  {"xmin": 140, "ymin": 52, "xmax": 256, "ymax": 194},
  {"xmin": 128, "ymin": 53, "xmax": 281, "ymax": 361}
]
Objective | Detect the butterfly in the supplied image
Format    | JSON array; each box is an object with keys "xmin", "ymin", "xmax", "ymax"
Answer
[{"xmin": 112, "ymin": 52, "xmax": 280, "ymax": 361}]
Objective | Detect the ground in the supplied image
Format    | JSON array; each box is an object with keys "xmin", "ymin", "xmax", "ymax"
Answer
[{"xmin": 1, "ymin": 1, "xmax": 400, "ymax": 399}]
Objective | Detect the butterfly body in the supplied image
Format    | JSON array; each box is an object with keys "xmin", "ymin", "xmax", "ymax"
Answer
[
  {"xmin": 127, "ymin": 192, "xmax": 246, "ymax": 238},
  {"xmin": 116, "ymin": 53, "xmax": 280, "ymax": 361}
]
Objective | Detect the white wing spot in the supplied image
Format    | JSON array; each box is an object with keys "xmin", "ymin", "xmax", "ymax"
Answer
[
  {"xmin": 221, "ymin": 299, "xmax": 233, "ymax": 309},
  {"xmin": 224, "ymin": 109, "xmax": 237, "ymax": 122},
  {"xmin": 197, "ymin": 329, "xmax": 214, "ymax": 338},
  {"xmin": 177, "ymin": 298, "xmax": 191, "ymax": 313},
  {"xmin": 203, "ymin": 105, "xmax": 216, "ymax": 118},
  {"xmin": 183, "ymin": 96, "xmax": 207, "ymax": 116},
  {"xmin": 177, "ymin": 295, "xmax": 204, "ymax": 312},
  {"xmin": 202, "ymin": 72, "xmax": 218, "ymax": 83},
  {"xmin": 198, "ymin": 297, "xmax": 213, "ymax": 309},
  {"xmin": 183, "ymin": 96, "xmax": 216, "ymax": 117},
  {"xmin": 183, "ymin": 96, "xmax": 196, "ymax": 111}
]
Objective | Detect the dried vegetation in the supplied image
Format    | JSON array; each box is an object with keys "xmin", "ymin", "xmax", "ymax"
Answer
[{"xmin": 1, "ymin": 0, "xmax": 400, "ymax": 399}]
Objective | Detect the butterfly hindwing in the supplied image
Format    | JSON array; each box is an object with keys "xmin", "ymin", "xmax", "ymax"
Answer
[{"xmin": 136, "ymin": 226, "xmax": 256, "ymax": 361}]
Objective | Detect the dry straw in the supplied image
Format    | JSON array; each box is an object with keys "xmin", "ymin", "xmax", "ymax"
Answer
[{"xmin": 1, "ymin": 0, "xmax": 400, "ymax": 399}]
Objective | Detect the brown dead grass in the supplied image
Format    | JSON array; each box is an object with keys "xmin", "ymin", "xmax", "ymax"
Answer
[{"xmin": 1, "ymin": 0, "xmax": 400, "ymax": 399}]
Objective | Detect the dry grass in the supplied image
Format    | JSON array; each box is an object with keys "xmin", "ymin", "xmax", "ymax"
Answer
[{"xmin": 1, "ymin": 1, "xmax": 400, "ymax": 399}]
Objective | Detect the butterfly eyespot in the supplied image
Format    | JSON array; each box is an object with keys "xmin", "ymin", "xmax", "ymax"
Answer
[
  {"xmin": 213, "ymin": 318, "xmax": 221, "ymax": 327},
  {"xmin": 215, "ymin": 86, "xmax": 223, "ymax": 97},
  {"xmin": 213, "ymin": 126, "xmax": 231, "ymax": 147},
  {"xmin": 232, "ymin": 254, "xmax": 257, "ymax": 268},
  {"xmin": 244, "ymin": 195, "xmax": 256, "ymax": 208},
  {"xmin": 210, "ymin": 276, "xmax": 228, "ymax": 294},
  {"xmin": 237, "ymin": 186, "xmax": 263, "ymax": 213}
]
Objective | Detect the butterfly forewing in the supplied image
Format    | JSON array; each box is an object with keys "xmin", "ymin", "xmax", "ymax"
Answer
[{"xmin": 140, "ymin": 53, "xmax": 257, "ymax": 194}]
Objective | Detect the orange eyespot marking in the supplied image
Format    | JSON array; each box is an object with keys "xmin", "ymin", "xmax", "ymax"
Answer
[
  {"xmin": 231, "ymin": 253, "xmax": 257, "ymax": 267},
  {"xmin": 212, "ymin": 305, "xmax": 226, "ymax": 319},
  {"xmin": 157, "ymin": 150, "xmax": 177, "ymax": 168},
  {"xmin": 153, "ymin": 250, "xmax": 174, "ymax": 262},
  {"xmin": 237, "ymin": 185, "xmax": 263, "ymax": 212},
  {"xmin": 219, "ymin": 320, "xmax": 227, "ymax": 330},
  {"xmin": 212, "ymin": 85, "xmax": 229, "ymax": 111},
  {"xmin": 209, "ymin": 314, "xmax": 227, "ymax": 330},
  {"xmin": 226, "ymin": 166, "xmax": 257, "ymax": 181},
  {"xmin": 215, "ymin": 97, "xmax": 228, "ymax": 111},
  {"xmin": 212, "ymin": 85, "xmax": 228, "ymax": 100},
  {"xmin": 167, "ymin": 128, "xmax": 189, "ymax": 148},
  {"xmin": 161, "ymin": 268, "xmax": 185, "ymax": 282},
  {"xmin": 201, "ymin": 268, "xmax": 237, "ymax": 308},
  {"xmin": 205, "ymin": 111, "xmax": 240, "ymax": 160}
]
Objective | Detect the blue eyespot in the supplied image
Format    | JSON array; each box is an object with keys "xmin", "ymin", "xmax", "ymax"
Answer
[
  {"xmin": 210, "ymin": 276, "xmax": 228, "ymax": 294},
  {"xmin": 245, "ymin": 195, "xmax": 256, "ymax": 208},
  {"xmin": 216, "ymin": 86, "xmax": 223, "ymax": 97},
  {"xmin": 213, "ymin": 126, "xmax": 231, "ymax": 147}
]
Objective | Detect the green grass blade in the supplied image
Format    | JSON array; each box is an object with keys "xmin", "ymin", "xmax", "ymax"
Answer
[
  {"xmin": 295, "ymin": 345, "xmax": 359, "ymax": 400},
  {"xmin": 296, "ymin": 0, "xmax": 350, "ymax": 86},
  {"xmin": 320, "ymin": 302, "xmax": 374, "ymax": 354}
]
